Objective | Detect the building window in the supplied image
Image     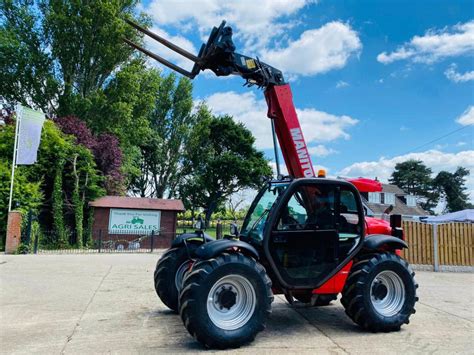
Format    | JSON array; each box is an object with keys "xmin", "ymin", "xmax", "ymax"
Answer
[
  {"xmin": 384, "ymin": 193, "xmax": 395, "ymax": 205},
  {"xmin": 406, "ymin": 195, "xmax": 417, "ymax": 207},
  {"xmin": 368, "ymin": 192, "xmax": 380, "ymax": 204}
]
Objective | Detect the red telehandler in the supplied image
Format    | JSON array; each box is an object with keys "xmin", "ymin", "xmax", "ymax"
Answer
[{"xmin": 125, "ymin": 20, "xmax": 418, "ymax": 349}]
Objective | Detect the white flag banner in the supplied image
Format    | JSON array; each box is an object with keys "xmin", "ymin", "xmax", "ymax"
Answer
[{"xmin": 16, "ymin": 106, "xmax": 45, "ymax": 165}]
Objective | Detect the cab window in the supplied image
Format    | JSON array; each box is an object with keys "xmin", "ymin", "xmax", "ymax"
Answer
[
  {"xmin": 277, "ymin": 185, "xmax": 336, "ymax": 231},
  {"xmin": 339, "ymin": 188, "xmax": 361, "ymax": 237}
]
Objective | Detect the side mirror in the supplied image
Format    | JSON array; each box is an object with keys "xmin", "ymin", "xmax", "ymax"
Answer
[
  {"xmin": 194, "ymin": 216, "xmax": 205, "ymax": 231},
  {"xmin": 230, "ymin": 222, "xmax": 239, "ymax": 236}
]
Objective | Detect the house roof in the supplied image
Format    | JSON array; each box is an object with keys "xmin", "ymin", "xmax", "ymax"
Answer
[
  {"xmin": 380, "ymin": 183, "xmax": 406, "ymax": 195},
  {"xmin": 89, "ymin": 196, "xmax": 185, "ymax": 211},
  {"xmin": 362, "ymin": 195, "xmax": 428, "ymax": 217}
]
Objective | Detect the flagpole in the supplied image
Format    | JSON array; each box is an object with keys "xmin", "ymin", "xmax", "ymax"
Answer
[{"xmin": 8, "ymin": 105, "xmax": 22, "ymax": 212}]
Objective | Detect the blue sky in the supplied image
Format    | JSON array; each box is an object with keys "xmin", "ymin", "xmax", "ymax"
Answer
[{"xmin": 139, "ymin": 0, "xmax": 473, "ymax": 201}]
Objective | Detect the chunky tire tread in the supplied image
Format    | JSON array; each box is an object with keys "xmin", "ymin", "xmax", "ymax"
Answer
[
  {"xmin": 179, "ymin": 252, "xmax": 273, "ymax": 349},
  {"xmin": 341, "ymin": 252, "xmax": 418, "ymax": 332},
  {"xmin": 154, "ymin": 245, "xmax": 197, "ymax": 312}
]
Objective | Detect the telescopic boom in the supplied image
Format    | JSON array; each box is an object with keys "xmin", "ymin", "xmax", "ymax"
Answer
[{"xmin": 124, "ymin": 19, "xmax": 315, "ymax": 179}]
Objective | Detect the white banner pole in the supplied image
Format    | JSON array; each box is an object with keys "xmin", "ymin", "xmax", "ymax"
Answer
[{"xmin": 8, "ymin": 105, "xmax": 22, "ymax": 212}]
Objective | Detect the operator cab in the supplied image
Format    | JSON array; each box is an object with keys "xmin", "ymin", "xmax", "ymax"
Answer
[{"xmin": 240, "ymin": 178, "xmax": 365, "ymax": 289}]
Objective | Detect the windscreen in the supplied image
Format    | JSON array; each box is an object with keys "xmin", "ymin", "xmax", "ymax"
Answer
[{"xmin": 240, "ymin": 182, "xmax": 289, "ymax": 243}]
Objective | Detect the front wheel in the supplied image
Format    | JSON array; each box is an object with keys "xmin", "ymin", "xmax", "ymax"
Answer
[
  {"xmin": 341, "ymin": 252, "xmax": 418, "ymax": 332},
  {"xmin": 179, "ymin": 253, "xmax": 273, "ymax": 349}
]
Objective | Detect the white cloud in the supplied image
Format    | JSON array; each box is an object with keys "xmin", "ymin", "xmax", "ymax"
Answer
[
  {"xmin": 308, "ymin": 145, "xmax": 337, "ymax": 157},
  {"xmin": 144, "ymin": 0, "xmax": 312, "ymax": 52},
  {"xmin": 144, "ymin": 27, "xmax": 197, "ymax": 71},
  {"xmin": 262, "ymin": 22, "xmax": 362, "ymax": 76},
  {"xmin": 201, "ymin": 91, "xmax": 358, "ymax": 149},
  {"xmin": 336, "ymin": 80, "xmax": 349, "ymax": 88},
  {"xmin": 445, "ymin": 64, "xmax": 474, "ymax": 83},
  {"xmin": 456, "ymin": 106, "xmax": 474, "ymax": 126},
  {"xmin": 377, "ymin": 20, "xmax": 474, "ymax": 64},
  {"xmin": 339, "ymin": 150, "xmax": 474, "ymax": 201},
  {"xmin": 143, "ymin": 2, "xmax": 360, "ymax": 78}
]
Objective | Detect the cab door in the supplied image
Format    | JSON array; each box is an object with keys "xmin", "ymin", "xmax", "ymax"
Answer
[{"xmin": 264, "ymin": 180, "xmax": 364, "ymax": 289}]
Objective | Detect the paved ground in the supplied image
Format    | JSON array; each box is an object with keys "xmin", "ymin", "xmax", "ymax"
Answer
[{"xmin": 1, "ymin": 253, "xmax": 473, "ymax": 354}]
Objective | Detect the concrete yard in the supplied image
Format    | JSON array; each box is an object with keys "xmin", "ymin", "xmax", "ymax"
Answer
[{"xmin": 1, "ymin": 253, "xmax": 473, "ymax": 354}]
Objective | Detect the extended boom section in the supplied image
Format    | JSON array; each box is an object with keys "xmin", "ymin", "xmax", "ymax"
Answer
[{"xmin": 124, "ymin": 20, "xmax": 314, "ymax": 179}]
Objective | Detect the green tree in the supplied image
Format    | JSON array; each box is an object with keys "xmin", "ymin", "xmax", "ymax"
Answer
[
  {"xmin": 129, "ymin": 74, "xmax": 195, "ymax": 198},
  {"xmin": 71, "ymin": 155, "xmax": 83, "ymax": 248},
  {"xmin": 389, "ymin": 160, "xmax": 439, "ymax": 213},
  {"xmin": 1, "ymin": 1, "xmax": 159, "ymax": 189},
  {"xmin": 149, "ymin": 75, "xmax": 194, "ymax": 198},
  {"xmin": 68, "ymin": 147, "xmax": 101, "ymax": 248},
  {"xmin": 181, "ymin": 107, "xmax": 272, "ymax": 224},
  {"xmin": 1, "ymin": 0, "xmax": 147, "ymax": 116},
  {"xmin": 0, "ymin": 118, "xmax": 104, "ymax": 248},
  {"xmin": 80, "ymin": 59, "xmax": 161, "ymax": 147},
  {"xmin": 433, "ymin": 167, "xmax": 473, "ymax": 213},
  {"xmin": 52, "ymin": 158, "xmax": 67, "ymax": 247}
]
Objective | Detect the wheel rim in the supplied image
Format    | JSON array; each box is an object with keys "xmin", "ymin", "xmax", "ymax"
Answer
[
  {"xmin": 207, "ymin": 275, "xmax": 256, "ymax": 330},
  {"xmin": 370, "ymin": 270, "xmax": 405, "ymax": 317},
  {"xmin": 175, "ymin": 261, "xmax": 191, "ymax": 292}
]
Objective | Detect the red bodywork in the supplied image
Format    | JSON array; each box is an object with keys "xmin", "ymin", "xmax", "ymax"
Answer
[
  {"xmin": 347, "ymin": 178, "xmax": 382, "ymax": 193},
  {"xmin": 312, "ymin": 261, "xmax": 353, "ymax": 294},
  {"xmin": 265, "ymin": 85, "xmax": 315, "ymax": 178},
  {"xmin": 265, "ymin": 84, "xmax": 393, "ymax": 294}
]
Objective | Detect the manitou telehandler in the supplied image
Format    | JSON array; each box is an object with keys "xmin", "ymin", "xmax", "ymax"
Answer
[{"xmin": 125, "ymin": 20, "xmax": 418, "ymax": 349}]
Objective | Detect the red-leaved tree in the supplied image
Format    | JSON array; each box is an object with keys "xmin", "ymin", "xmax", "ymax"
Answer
[{"xmin": 55, "ymin": 116, "xmax": 124, "ymax": 194}]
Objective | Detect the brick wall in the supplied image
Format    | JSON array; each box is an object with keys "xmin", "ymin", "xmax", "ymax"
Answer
[{"xmin": 6, "ymin": 211, "xmax": 22, "ymax": 254}]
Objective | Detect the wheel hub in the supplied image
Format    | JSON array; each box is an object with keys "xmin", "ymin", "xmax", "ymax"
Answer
[
  {"xmin": 207, "ymin": 275, "xmax": 257, "ymax": 330},
  {"xmin": 372, "ymin": 280, "xmax": 388, "ymax": 300},
  {"xmin": 370, "ymin": 270, "xmax": 406, "ymax": 317},
  {"xmin": 216, "ymin": 286, "xmax": 237, "ymax": 310}
]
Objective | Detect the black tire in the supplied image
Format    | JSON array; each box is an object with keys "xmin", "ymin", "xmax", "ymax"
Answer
[
  {"xmin": 179, "ymin": 253, "xmax": 273, "ymax": 349},
  {"xmin": 154, "ymin": 244, "xmax": 197, "ymax": 312},
  {"xmin": 293, "ymin": 293, "xmax": 337, "ymax": 306},
  {"xmin": 341, "ymin": 252, "xmax": 418, "ymax": 332}
]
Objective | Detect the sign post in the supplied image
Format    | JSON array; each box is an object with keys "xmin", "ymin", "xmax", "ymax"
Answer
[
  {"xmin": 8, "ymin": 105, "xmax": 22, "ymax": 212},
  {"xmin": 8, "ymin": 105, "xmax": 45, "ymax": 211}
]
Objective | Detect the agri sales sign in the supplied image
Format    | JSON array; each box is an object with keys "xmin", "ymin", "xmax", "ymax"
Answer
[{"xmin": 109, "ymin": 209, "xmax": 161, "ymax": 234}]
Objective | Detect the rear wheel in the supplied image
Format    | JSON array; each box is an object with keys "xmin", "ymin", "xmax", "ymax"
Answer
[
  {"xmin": 154, "ymin": 244, "xmax": 198, "ymax": 312},
  {"xmin": 341, "ymin": 252, "xmax": 418, "ymax": 332},
  {"xmin": 179, "ymin": 253, "xmax": 273, "ymax": 349}
]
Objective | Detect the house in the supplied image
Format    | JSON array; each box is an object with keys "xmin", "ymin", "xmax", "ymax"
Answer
[{"xmin": 359, "ymin": 183, "xmax": 429, "ymax": 219}]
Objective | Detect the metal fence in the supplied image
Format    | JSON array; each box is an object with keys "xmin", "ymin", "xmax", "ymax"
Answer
[
  {"xmin": 27, "ymin": 229, "xmax": 176, "ymax": 254},
  {"xmin": 19, "ymin": 220, "xmax": 241, "ymax": 254},
  {"xmin": 177, "ymin": 220, "xmax": 243, "ymax": 239}
]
